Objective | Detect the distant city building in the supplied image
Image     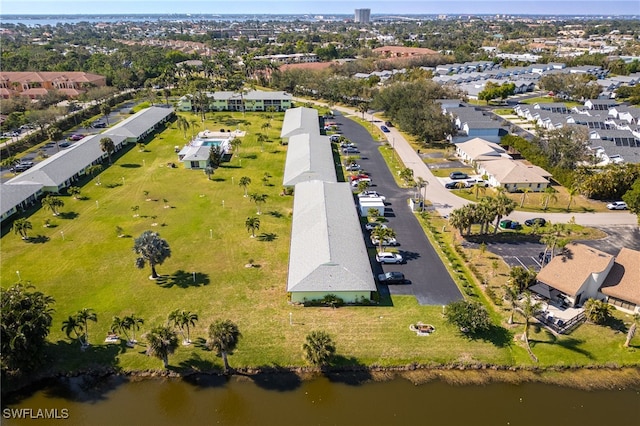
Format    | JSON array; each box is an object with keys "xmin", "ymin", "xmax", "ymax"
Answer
[{"xmin": 354, "ymin": 8, "xmax": 371, "ymax": 24}]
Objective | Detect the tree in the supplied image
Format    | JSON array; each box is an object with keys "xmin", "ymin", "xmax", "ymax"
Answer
[
  {"xmin": 371, "ymin": 226, "xmax": 396, "ymax": 252},
  {"xmin": 492, "ymin": 194, "xmax": 516, "ymax": 235},
  {"xmin": 583, "ymin": 298, "xmax": 613, "ymax": 325},
  {"xmin": 133, "ymin": 231, "xmax": 172, "ymax": 279},
  {"xmin": 519, "ymin": 188, "xmax": 532, "ymax": 208},
  {"xmin": 303, "ymin": 330, "xmax": 336, "ymax": 367},
  {"xmin": 357, "ymin": 179, "xmax": 370, "ymax": 192},
  {"xmin": 47, "ymin": 125, "xmax": 63, "ymax": 152},
  {"xmin": 204, "ymin": 165, "xmax": 215, "ymax": 180},
  {"xmin": 230, "ymin": 138, "xmax": 242, "ymax": 154},
  {"xmin": 1, "ymin": 284, "xmax": 55, "ymax": 372},
  {"xmin": 208, "ymin": 145, "xmax": 224, "ymax": 168},
  {"xmin": 239, "ymin": 176, "xmax": 251, "ymax": 197},
  {"xmin": 622, "ymin": 178, "xmax": 640, "ymax": 224},
  {"xmin": 124, "ymin": 314, "xmax": 144, "ymax": 345},
  {"xmin": 68, "ymin": 186, "xmax": 81, "ymax": 199},
  {"xmin": 504, "ymin": 284, "xmax": 519, "ymax": 325},
  {"xmin": 245, "ymin": 216, "xmax": 260, "ymax": 238},
  {"xmin": 144, "ymin": 325, "xmax": 179, "ymax": 368},
  {"xmin": 100, "ymin": 103, "xmax": 112, "ymax": 125},
  {"xmin": 75, "ymin": 308, "xmax": 97, "ymax": 348},
  {"xmin": 176, "ymin": 115, "xmax": 191, "ymax": 140},
  {"xmin": 131, "ymin": 205, "xmax": 140, "ymax": 217},
  {"xmin": 249, "ymin": 193, "xmax": 268, "ymax": 215},
  {"xmin": 41, "ymin": 194, "xmax": 64, "ymax": 216},
  {"xmin": 100, "ymin": 137, "xmax": 115, "ymax": 164},
  {"xmin": 85, "ymin": 164, "xmax": 103, "ymax": 185},
  {"xmin": 1, "ymin": 156, "xmax": 19, "ymax": 172},
  {"xmin": 520, "ymin": 292, "xmax": 541, "ymax": 359},
  {"xmin": 508, "ymin": 266, "xmax": 537, "ymax": 293},
  {"xmin": 444, "ymin": 300, "xmax": 491, "ymax": 335},
  {"xmin": 206, "ymin": 319, "xmax": 242, "ymax": 373},
  {"xmin": 566, "ymin": 186, "xmax": 578, "ymax": 211},
  {"xmin": 357, "ymin": 102, "xmax": 368, "ymax": 119},
  {"xmin": 624, "ymin": 314, "xmax": 639, "ymax": 348},
  {"xmin": 399, "ymin": 167, "xmax": 414, "ymax": 186},
  {"xmin": 168, "ymin": 309, "xmax": 198, "ymax": 345},
  {"xmin": 61, "ymin": 315, "xmax": 84, "ymax": 348},
  {"xmin": 12, "ymin": 218, "xmax": 32, "ymax": 240}
]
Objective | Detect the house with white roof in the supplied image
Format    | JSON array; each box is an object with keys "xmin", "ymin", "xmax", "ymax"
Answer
[
  {"xmin": 476, "ymin": 158, "xmax": 551, "ymax": 192},
  {"xmin": 282, "ymin": 133, "xmax": 336, "ymax": 186},
  {"xmin": 287, "ymin": 181, "xmax": 376, "ymax": 304},
  {"xmin": 280, "ymin": 107, "xmax": 320, "ymax": 139}
]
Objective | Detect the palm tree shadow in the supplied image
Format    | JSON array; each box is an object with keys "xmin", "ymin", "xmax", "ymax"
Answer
[
  {"xmin": 240, "ymin": 365, "xmax": 303, "ymax": 391},
  {"xmin": 177, "ymin": 351, "xmax": 217, "ymax": 372},
  {"xmin": 530, "ymin": 336, "xmax": 594, "ymax": 359},
  {"xmin": 266, "ymin": 210, "xmax": 283, "ymax": 218},
  {"xmin": 323, "ymin": 356, "xmax": 372, "ymax": 385},
  {"xmin": 58, "ymin": 211, "xmax": 79, "ymax": 220},
  {"xmin": 257, "ymin": 233, "xmax": 277, "ymax": 242},
  {"xmin": 182, "ymin": 373, "xmax": 229, "ymax": 388},
  {"xmin": 156, "ymin": 270, "xmax": 210, "ymax": 288},
  {"xmin": 471, "ymin": 325, "xmax": 512, "ymax": 348},
  {"xmin": 27, "ymin": 235, "xmax": 50, "ymax": 243}
]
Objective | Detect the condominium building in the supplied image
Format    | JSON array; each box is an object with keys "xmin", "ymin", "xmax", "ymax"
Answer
[{"xmin": 354, "ymin": 8, "xmax": 371, "ymax": 24}]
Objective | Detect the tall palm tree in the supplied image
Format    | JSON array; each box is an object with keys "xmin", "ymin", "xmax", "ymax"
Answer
[
  {"xmin": 61, "ymin": 315, "xmax": 84, "ymax": 348},
  {"xmin": 302, "ymin": 330, "xmax": 336, "ymax": 367},
  {"xmin": 245, "ymin": 216, "xmax": 260, "ymax": 238},
  {"xmin": 249, "ymin": 193, "xmax": 268, "ymax": 215},
  {"xmin": 99, "ymin": 137, "xmax": 115, "ymax": 164},
  {"xmin": 41, "ymin": 194, "xmax": 64, "ymax": 216},
  {"xmin": 541, "ymin": 187, "xmax": 558, "ymax": 211},
  {"xmin": 624, "ymin": 314, "xmax": 639, "ymax": 348},
  {"xmin": 76, "ymin": 308, "xmax": 97, "ymax": 348},
  {"xmin": 68, "ymin": 186, "xmax": 81, "ymax": 199},
  {"xmin": 124, "ymin": 314, "xmax": 144, "ymax": 345},
  {"xmin": 13, "ymin": 218, "xmax": 32, "ymax": 240},
  {"xmin": 239, "ymin": 176, "xmax": 251, "ymax": 197},
  {"xmin": 100, "ymin": 103, "xmax": 111, "ymax": 125},
  {"xmin": 371, "ymin": 226, "xmax": 396, "ymax": 252},
  {"xmin": 504, "ymin": 284, "xmax": 519, "ymax": 325},
  {"xmin": 176, "ymin": 115, "xmax": 191, "ymax": 140},
  {"xmin": 566, "ymin": 186, "xmax": 578, "ymax": 211},
  {"xmin": 111, "ymin": 316, "xmax": 129, "ymax": 342},
  {"xmin": 519, "ymin": 188, "xmax": 532, "ymax": 208},
  {"xmin": 144, "ymin": 325, "xmax": 179, "ymax": 368},
  {"xmin": 206, "ymin": 319, "xmax": 242, "ymax": 373},
  {"xmin": 357, "ymin": 103, "xmax": 368, "ymax": 119},
  {"xmin": 47, "ymin": 126, "xmax": 63, "ymax": 152},
  {"xmin": 168, "ymin": 309, "xmax": 199, "ymax": 344},
  {"xmin": 492, "ymin": 194, "xmax": 516, "ymax": 235},
  {"xmin": 520, "ymin": 292, "xmax": 541, "ymax": 360},
  {"xmin": 133, "ymin": 231, "xmax": 172, "ymax": 279},
  {"xmin": 85, "ymin": 164, "xmax": 103, "ymax": 185},
  {"xmin": 230, "ymin": 138, "xmax": 242, "ymax": 154}
]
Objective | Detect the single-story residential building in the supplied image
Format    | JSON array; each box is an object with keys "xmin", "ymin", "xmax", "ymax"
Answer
[
  {"xmin": 282, "ymin": 133, "xmax": 336, "ymax": 186},
  {"xmin": 280, "ymin": 107, "xmax": 321, "ymax": 139},
  {"xmin": 599, "ymin": 248, "xmax": 640, "ymax": 314},
  {"xmin": 105, "ymin": 106, "xmax": 174, "ymax": 143},
  {"xmin": 0, "ymin": 182, "xmax": 44, "ymax": 222},
  {"xmin": 455, "ymin": 137, "xmax": 511, "ymax": 163},
  {"xmin": 476, "ymin": 158, "xmax": 550, "ymax": 192},
  {"xmin": 536, "ymin": 243, "xmax": 615, "ymax": 308},
  {"xmin": 287, "ymin": 181, "xmax": 376, "ymax": 304}
]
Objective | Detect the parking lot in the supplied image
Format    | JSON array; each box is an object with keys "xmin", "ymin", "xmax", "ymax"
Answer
[{"xmin": 335, "ymin": 112, "xmax": 462, "ymax": 306}]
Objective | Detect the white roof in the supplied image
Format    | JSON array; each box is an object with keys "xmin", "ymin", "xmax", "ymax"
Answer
[
  {"xmin": 287, "ymin": 181, "xmax": 376, "ymax": 294},
  {"xmin": 283, "ymin": 133, "xmax": 336, "ymax": 186},
  {"xmin": 105, "ymin": 106, "xmax": 173, "ymax": 139},
  {"xmin": 280, "ymin": 107, "xmax": 319, "ymax": 138}
]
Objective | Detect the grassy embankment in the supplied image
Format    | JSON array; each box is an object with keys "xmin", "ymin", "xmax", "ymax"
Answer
[{"xmin": 1, "ymin": 109, "xmax": 638, "ymax": 385}]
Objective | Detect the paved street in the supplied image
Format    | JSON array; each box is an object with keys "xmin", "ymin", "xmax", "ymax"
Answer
[{"xmin": 335, "ymin": 112, "xmax": 463, "ymax": 306}]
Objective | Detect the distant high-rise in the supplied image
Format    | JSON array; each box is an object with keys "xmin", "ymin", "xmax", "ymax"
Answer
[{"xmin": 354, "ymin": 9, "xmax": 371, "ymax": 24}]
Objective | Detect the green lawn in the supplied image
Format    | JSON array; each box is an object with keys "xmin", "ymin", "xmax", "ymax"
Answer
[{"xmin": 2, "ymin": 110, "xmax": 637, "ymax": 375}]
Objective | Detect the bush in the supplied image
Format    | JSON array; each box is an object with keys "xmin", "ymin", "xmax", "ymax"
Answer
[{"xmin": 444, "ymin": 300, "xmax": 491, "ymax": 335}]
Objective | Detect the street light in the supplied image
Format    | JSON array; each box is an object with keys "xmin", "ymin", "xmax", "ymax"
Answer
[
  {"xmin": 209, "ymin": 229, "xmax": 213, "ymax": 239},
  {"xmin": 192, "ymin": 272, "xmax": 196, "ymax": 282},
  {"xmin": 289, "ymin": 312, "xmax": 293, "ymax": 326},
  {"xmin": 16, "ymin": 271, "xmax": 21, "ymax": 281}
]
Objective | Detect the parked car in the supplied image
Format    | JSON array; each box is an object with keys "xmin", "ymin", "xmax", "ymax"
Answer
[
  {"xmin": 371, "ymin": 236, "xmax": 400, "ymax": 246},
  {"xmin": 350, "ymin": 174, "xmax": 370, "ymax": 182},
  {"xmin": 466, "ymin": 179, "xmax": 489, "ymax": 187},
  {"xmin": 449, "ymin": 171, "xmax": 468, "ymax": 180},
  {"xmin": 606, "ymin": 201, "xmax": 628, "ymax": 210},
  {"xmin": 538, "ymin": 252, "xmax": 552, "ymax": 263},
  {"xmin": 329, "ymin": 135, "xmax": 340, "ymax": 143},
  {"xmin": 380, "ymin": 125, "xmax": 390, "ymax": 133},
  {"xmin": 59, "ymin": 141, "xmax": 71, "ymax": 148},
  {"xmin": 93, "ymin": 122, "xmax": 107, "ymax": 128},
  {"xmin": 445, "ymin": 181, "xmax": 465, "ymax": 189},
  {"xmin": 351, "ymin": 178, "xmax": 371, "ymax": 187},
  {"xmin": 377, "ymin": 271, "xmax": 406, "ymax": 284},
  {"xmin": 365, "ymin": 223, "xmax": 387, "ymax": 231},
  {"xmin": 384, "ymin": 121, "xmax": 394, "ymax": 127},
  {"xmin": 358, "ymin": 191, "xmax": 385, "ymax": 201},
  {"xmin": 376, "ymin": 252, "xmax": 404, "ymax": 264},
  {"xmin": 345, "ymin": 163, "xmax": 362, "ymax": 171},
  {"xmin": 10, "ymin": 163, "xmax": 32, "ymax": 173},
  {"xmin": 342, "ymin": 146, "xmax": 360, "ymax": 154},
  {"xmin": 68, "ymin": 134, "xmax": 84, "ymax": 141},
  {"xmin": 499, "ymin": 219, "xmax": 521, "ymax": 230},
  {"xmin": 524, "ymin": 218, "xmax": 547, "ymax": 227}
]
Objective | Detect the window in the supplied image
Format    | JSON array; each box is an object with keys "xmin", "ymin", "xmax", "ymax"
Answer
[{"xmin": 608, "ymin": 296, "xmax": 636, "ymax": 311}]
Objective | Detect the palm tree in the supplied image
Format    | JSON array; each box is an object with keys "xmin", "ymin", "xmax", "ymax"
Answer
[
  {"xmin": 131, "ymin": 205, "xmax": 140, "ymax": 217},
  {"xmin": 302, "ymin": 330, "xmax": 336, "ymax": 367},
  {"xmin": 206, "ymin": 319, "xmax": 242, "ymax": 373},
  {"xmin": 133, "ymin": 230, "xmax": 172, "ymax": 279},
  {"xmin": 519, "ymin": 188, "xmax": 532, "ymax": 208},
  {"xmin": 176, "ymin": 115, "xmax": 190, "ymax": 140},
  {"xmin": 68, "ymin": 186, "xmax": 81, "ymax": 199},
  {"xmin": 583, "ymin": 298, "xmax": 613, "ymax": 325},
  {"xmin": 239, "ymin": 176, "xmax": 251, "ymax": 197},
  {"xmin": 1, "ymin": 156, "xmax": 19, "ymax": 172},
  {"xmin": 249, "ymin": 193, "xmax": 268, "ymax": 215},
  {"xmin": 13, "ymin": 218, "xmax": 32, "ymax": 240},
  {"xmin": 41, "ymin": 194, "xmax": 64, "ymax": 216},
  {"xmin": 100, "ymin": 137, "xmax": 115, "ymax": 164},
  {"xmin": 111, "ymin": 316, "xmax": 129, "ymax": 342},
  {"xmin": 230, "ymin": 138, "xmax": 242, "ymax": 154},
  {"xmin": 76, "ymin": 308, "xmax": 97, "ymax": 348},
  {"xmin": 124, "ymin": 314, "xmax": 144, "ymax": 345},
  {"xmin": 357, "ymin": 103, "xmax": 368, "ymax": 119},
  {"xmin": 204, "ymin": 165, "xmax": 215, "ymax": 180},
  {"xmin": 371, "ymin": 226, "xmax": 396, "ymax": 252},
  {"xmin": 492, "ymin": 194, "xmax": 516, "ymax": 235},
  {"xmin": 168, "ymin": 309, "xmax": 199, "ymax": 345},
  {"xmin": 624, "ymin": 314, "xmax": 639, "ymax": 348},
  {"xmin": 504, "ymin": 284, "xmax": 519, "ymax": 325},
  {"xmin": 566, "ymin": 186, "xmax": 578, "ymax": 211},
  {"xmin": 245, "ymin": 216, "xmax": 260, "ymax": 238},
  {"xmin": 85, "ymin": 164, "xmax": 103, "ymax": 185},
  {"xmin": 47, "ymin": 125, "xmax": 63, "ymax": 152},
  {"xmin": 100, "ymin": 103, "xmax": 111, "ymax": 125},
  {"xmin": 61, "ymin": 315, "xmax": 84, "ymax": 348},
  {"xmin": 541, "ymin": 187, "xmax": 558, "ymax": 211},
  {"xmin": 520, "ymin": 292, "xmax": 541, "ymax": 360},
  {"xmin": 144, "ymin": 325, "xmax": 179, "ymax": 368},
  {"xmin": 357, "ymin": 179, "xmax": 370, "ymax": 192}
]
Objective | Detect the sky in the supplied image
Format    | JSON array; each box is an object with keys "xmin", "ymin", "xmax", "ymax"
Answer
[{"xmin": 1, "ymin": 1, "xmax": 638, "ymax": 16}]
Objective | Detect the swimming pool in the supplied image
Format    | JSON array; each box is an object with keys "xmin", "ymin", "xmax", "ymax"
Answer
[{"xmin": 200, "ymin": 140, "xmax": 224, "ymax": 147}]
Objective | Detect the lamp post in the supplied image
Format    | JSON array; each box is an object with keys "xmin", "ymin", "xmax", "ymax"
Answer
[
  {"xmin": 96, "ymin": 200, "xmax": 99, "ymax": 209},
  {"xmin": 289, "ymin": 312, "xmax": 293, "ymax": 326},
  {"xmin": 61, "ymin": 231, "xmax": 65, "ymax": 241},
  {"xmin": 16, "ymin": 270, "xmax": 21, "ymax": 281},
  {"xmin": 122, "ymin": 177, "xmax": 125, "ymax": 185},
  {"xmin": 209, "ymin": 229, "xmax": 213, "ymax": 239},
  {"xmin": 192, "ymin": 272, "xmax": 196, "ymax": 282}
]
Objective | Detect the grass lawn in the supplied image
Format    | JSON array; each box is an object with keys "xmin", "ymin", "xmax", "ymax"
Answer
[{"xmin": 2, "ymin": 110, "xmax": 637, "ymax": 375}]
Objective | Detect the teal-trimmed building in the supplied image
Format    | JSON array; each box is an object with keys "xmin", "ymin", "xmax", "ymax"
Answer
[{"xmin": 176, "ymin": 90, "xmax": 292, "ymax": 112}]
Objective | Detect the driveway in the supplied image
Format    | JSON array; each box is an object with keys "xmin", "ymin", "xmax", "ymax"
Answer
[{"xmin": 335, "ymin": 112, "xmax": 462, "ymax": 306}]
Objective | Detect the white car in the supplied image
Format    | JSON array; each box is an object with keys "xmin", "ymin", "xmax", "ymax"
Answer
[
  {"xmin": 351, "ymin": 178, "xmax": 371, "ymax": 187},
  {"xmin": 358, "ymin": 191, "xmax": 386, "ymax": 201},
  {"xmin": 606, "ymin": 201, "xmax": 628, "ymax": 210},
  {"xmin": 465, "ymin": 179, "xmax": 489, "ymax": 188},
  {"xmin": 376, "ymin": 252, "xmax": 404, "ymax": 264},
  {"xmin": 345, "ymin": 163, "xmax": 362, "ymax": 171},
  {"xmin": 371, "ymin": 236, "xmax": 400, "ymax": 246},
  {"xmin": 365, "ymin": 223, "xmax": 388, "ymax": 231}
]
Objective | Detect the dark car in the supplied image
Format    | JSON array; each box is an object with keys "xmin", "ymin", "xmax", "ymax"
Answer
[
  {"xmin": 384, "ymin": 121, "xmax": 394, "ymax": 127},
  {"xmin": 93, "ymin": 122, "xmax": 107, "ymax": 128},
  {"xmin": 445, "ymin": 181, "xmax": 465, "ymax": 189},
  {"xmin": 342, "ymin": 146, "xmax": 360, "ymax": 154},
  {"xmin": 377, "ymin": 271, "xmax": 407, "ymax": 284},
  {"xmin": 525, "ymin": 218, "xmax": 546, "ymax": 227},
  {"xmin": 380, "ymin": 125, "xmax": 390, "ymax": 133},
  {"xmin": 449, "ymin": 171, "xmax": 468, "ymax": 180},
  {"xmin": 499, "ymin": 219, "xmax": 521, "ymax": 230},
  {"xmin": 59, "ymin": 141, "xmax": 71, "ymax": 148}
]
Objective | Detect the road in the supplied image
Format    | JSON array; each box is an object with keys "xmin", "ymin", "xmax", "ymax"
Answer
[{"xmin": 335, "ymin": 111, "xmax": 463, "ymax": 306}]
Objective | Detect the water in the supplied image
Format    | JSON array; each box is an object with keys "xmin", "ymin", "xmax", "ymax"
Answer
[{"xmin": 3, "ymin": 375, "xmax": 639, "ymax": 426}]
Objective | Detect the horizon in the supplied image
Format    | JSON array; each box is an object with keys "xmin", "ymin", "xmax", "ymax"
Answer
[{"xmin": 1, "ymin": 1, "xmax": 638, "ymax": 17}]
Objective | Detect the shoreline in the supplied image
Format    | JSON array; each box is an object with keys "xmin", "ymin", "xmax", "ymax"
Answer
[{"xmin": 4, "ymin": 364, "xmax": 640, "ymax": 400}]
